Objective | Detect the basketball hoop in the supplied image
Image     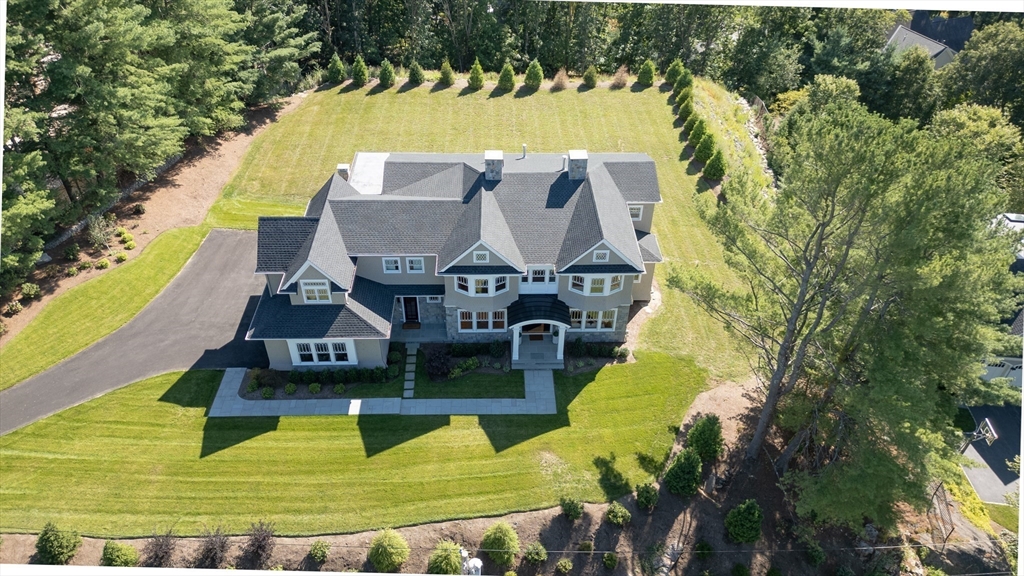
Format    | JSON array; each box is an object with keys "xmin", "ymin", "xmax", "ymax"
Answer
[{"xmin": 960, "ymin": 417, "xmax": 998, "ymax": 452}]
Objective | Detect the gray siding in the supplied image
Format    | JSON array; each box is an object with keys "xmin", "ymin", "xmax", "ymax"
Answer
[
  {"xmin": 265, "ymin": 340, "xmax": 293, "ymax": 370},
  {"xmin": 265, "ymin": 273, "xmax": 285, "ymax": 295},
  {"xmin": 629, "ymin": 203, "xmax": 655, "ymax": 233},
  {"xmin": 565, "ymin": 241, "xmax": 631, "ymax": 267},
  {"xmin": 263, "ymin": 338, "xmax": 388, "ymax": 370},
  {"xmin": 356, "ymin": 255, "xmax": 444, "ymax": 285},
  {"xmin": 631, "ymin": 263, "xmax": 656, "ymax": 301},
  {"xmin": 443, "ymin": 275, "xmax": 520, "ymax": 312},
  {"xmin": 448, "ymin": 244, "xmax": 518, "ymax": 269}
]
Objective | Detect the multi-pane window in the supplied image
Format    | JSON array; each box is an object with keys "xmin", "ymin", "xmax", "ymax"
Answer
[
  {"xmin": 492, "ymin": 310, "xmax": 506, "ymax": 330},
  {"xmin": 570, "ymin": 275, "xmax": 626, "ymax": 295},
  {"xmin": 332, "ymin": 342, "xmax": 349, "ymax": 362},
  {"xmin": 495, "ymin": 276, "xmax": 507, "ymax": 293},
  {"xmin": 589, "ymin": 277, "xmax": 605, "ymax": 294},
  {"xmin": 460, "ymin": 310, "xmax": 473, "ymax": 330},
  {"xmin": 292, "ymin": 340, "xmax": 356, "ymax": 364},
  {"xmin": 406, "ymin": 257, "xmax": 425, "ymax": 273},
  {"xmin": 383, "ymin": 258, "xmax": 401, "ymax": 273},
  {"xmin": 633, "ymin": 274, "xmax": 641, "ymax": 281},
  {"xmin": 585, "ymin": 311, "xmax": 599, "ymax": 329},
  {"xmin": 301, "ymin": 280, "xmax": 330, "ymax": 303},
  {"xmin": 315, "ymin": 342, "xmax": 332, "ymax": 362},
  {"xmin": 629, "ymin": 205, "xmax": 643, "ymax": 220},
  {"xmin": 476, "ymin": 311, "xmax": 490, "ymax": 330},
  {"xmin": 593, "ymin": 250, "xmax": 610, "ymax": 262},
  {"xmin": 457, "ymin": 276, "xmax": 469, "ymax": 292},
  {"xmin": 571, "ymin": 275, "xmax": 585, "ymax": 292},
  {"xmin": 473, "ymin": 251, "xmax": 489, "ymax": 263},
  {"xmin": 531, "ymin": 269, "xmax": 548, "ymax": 283},
  {"xmin": 601, "ymin": 310, "xmax": 616, "ymax": 329},
  {"xmin": 570, "ymin": 309, "xmax": 582, "ymax": 329},
  {"xmin": 455, "ymin": 275, "xmax": 507, "ymax": 296},
  {"xmin": 474, "ymin": 278, "xmax": 489, "ymax": 294},
  {"xmin": 457, "ymin": 309, "xmax": 506, "ymax": 332},
  {"xmin": 568, "ymin": 309, "xmax": 617, "ymax": 332},
  {"xmin": 610, "ymin": 275, "xmax": 622, "ymax": 292},
  {"xmin": 297, "ymin": 343, "xmax": 314, "ymax": 362},
  {"xmin": 426, "ymin": 296, "xmax": 442, "ymax": 303}
]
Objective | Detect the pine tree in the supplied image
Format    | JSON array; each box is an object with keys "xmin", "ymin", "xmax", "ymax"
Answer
[
  {"xmin": 676, "ymin": 86, "xmax": 693, "ymax": 107},
  {"xmin": 327, "ymin": 53, "xmax": 345, "ymax": 83},
  {"xmin": 678, "ymin": 97, "xmax": 694, "ymax": 122},
  {"xmin": 703, "ymin": 149, "xmax": 726, "ymax": 180},
  {"xmin": 694, "ymin": 133, "xmax": 716, "ymax": 163},
  {"xmin": 498, "ymin": 62, "xmax": 515, "ymax": 91},
  {"xmin": 468, "ymin": 58, "xmax": 485, "ymax": 90},
  {"xmin": 583, "ymin": 65, "xmax": 598, "ymax": 89},
  {"xmin": 408, "ymin": 60, "xmax": 425, "ymax": 85},
  {"xmin": 439, "ymin": 59, "xmax": 455, "ymax": 86},
  {"xmin": 235, "ymin": 0, "xmax": 320, "ymax": 104},
  {"xmin": 525, "ymin": 59, "xmax": 543, "ymax": 90},
  {"xmin": 673, "ymin": 68, "xmax": 694, "ymax": 95},
  {"xmin": 684, "ymin": 114, "xmax": 699, "ymax": 135},
  {"xmin": 351, "ymin": 55, "xmax": 369, "ymax": 86},
  {"xmin": 378, "ymin": 59, "xmax": 395, "ymax": 88},
  {"xmin": 665, "ymin": 59, "xmax": 684, "ymax": 85},
  {"xmin": 688, "ymin": 118, "xmax": 708, "ymax": 146},
  {"xmin": 638, "ymin": 59, "xmax": 656, "ymax": 86}
]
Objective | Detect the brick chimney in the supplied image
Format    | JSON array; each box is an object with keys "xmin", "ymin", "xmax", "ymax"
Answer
[
  {"xmin": 568, "ymin": 150, "xmax": 588, "ymax": 180},
  {"xmin": 484, "ymin": 150, "xmax": 503, "ymax": 181}
]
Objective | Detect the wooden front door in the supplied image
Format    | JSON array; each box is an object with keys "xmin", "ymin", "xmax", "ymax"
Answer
[{"xmin": 403, "ymin": 297, "xmax": 419, "ymax": 323}]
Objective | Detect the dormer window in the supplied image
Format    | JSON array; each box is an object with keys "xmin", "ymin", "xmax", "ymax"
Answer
[
  {"xmin": 628, "ymin": 205, "xmax": 643, "ymax": 221},
  {"xmin": 407, "ymin": 257, "xmax": 425, "ymax": 273},
  {"xmin": 593, "ymin": 250, "xmax": 610, "ymax": 263},
  {"xmin": 455, "ymin": 274, "xmax": 509, "ymax": 296},
  {"xmin": 383, "ymin": 258, "xmax": 401, "ymax": 273},
  {"xmin": 569, "ymin": 274, "xmax": 625, "ymax": 295},
  {"xmin": 473, "ymin": 251, "xmax": 489, "ymax": 263},
  {"xmin": 301, "ymin": 280, "xmax": 330, "ymax": 303}
]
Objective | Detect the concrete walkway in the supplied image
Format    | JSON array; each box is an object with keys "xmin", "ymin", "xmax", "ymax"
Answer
[
  {"xmin": 207, "ymin": 367, "xmax": 557, "ymax": 417},
  {"xmin": 403, "ymin": 343, "xmax": 418, "ymax": 398}
]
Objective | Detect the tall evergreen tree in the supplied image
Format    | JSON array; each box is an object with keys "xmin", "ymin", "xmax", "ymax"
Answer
[
  {"xmin": 940, "ymin": 21, "xmax": 1024, "ymax": 127},
  {"xmin": 234, "ymin": 0, "xmax": 320, "ymax": 104}
]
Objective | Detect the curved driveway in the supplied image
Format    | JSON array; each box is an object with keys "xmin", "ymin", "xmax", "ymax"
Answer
[{"xmin": 0, "ymin": 229, "xmax": 268, "ymax": 435}]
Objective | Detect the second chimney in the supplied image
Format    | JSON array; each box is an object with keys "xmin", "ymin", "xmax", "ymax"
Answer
[
  {"xmin": 336, "ymin": 163, "xmax": 350, "ymax": 181},
  {"xmin": 484, "ymin": 150, "xmax": 504, "ymax": 181},
  {"xmin": 568, "ymin": 150, "xmax": 588, "ymax": 180}
]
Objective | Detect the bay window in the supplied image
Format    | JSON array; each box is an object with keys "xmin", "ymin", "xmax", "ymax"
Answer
[
  {"xmin": 475, "ymin": 278, "xmax": 489, "ymax": 294},
  {"xmin": 454, "ymin": 275, "xmax": 511, "ymax": 296},
  {"xmin": 568, "ymin": 274, "xmax": 625, "ymax": 295}
]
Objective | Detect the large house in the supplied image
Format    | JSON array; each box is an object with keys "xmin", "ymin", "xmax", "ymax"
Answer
[{"xmin": 247, "ymin": 149, "xmax": 663, "ymax": 370}]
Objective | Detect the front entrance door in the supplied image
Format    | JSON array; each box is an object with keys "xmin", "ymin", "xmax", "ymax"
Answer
[
  {"xmin": 523, "ymin": 323, "xmax": 550, "ymax": 340},
  {"xmin": 402, "ymin": 297, "xmax": 419, "ymax": 323}
]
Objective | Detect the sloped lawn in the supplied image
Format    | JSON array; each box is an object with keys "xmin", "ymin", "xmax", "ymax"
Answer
[{"xmin": 0, "ymin": 352, "xmax": 704, "ymax": 536}]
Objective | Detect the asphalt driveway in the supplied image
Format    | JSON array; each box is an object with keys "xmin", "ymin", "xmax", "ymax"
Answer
[
  {"xmin": 0, "ymin": 229, "xmax": 267, "ymax": 435},
  {"xmin": 962, "ymin": 403, "xmax": 1021, "ymax": 503}
]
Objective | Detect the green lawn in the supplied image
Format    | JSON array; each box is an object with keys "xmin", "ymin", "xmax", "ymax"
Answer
[
  {"xmin": 0, "ymin": 351, "xmax": 704, "ymax": 536},
  {"xmin": 0, "ymin": 226, "xmax": 210, "ymax": 390},
  {"xmin": 413, "ymin": 351, "xmax": 525, "ymax": 399},
  {"xmin": 986, "ymin": 503, "xmax": 1019, "ymax": 533},
  {"xmin": 207, "ymin": 79, "xmax": 754, "ymax": 379}
]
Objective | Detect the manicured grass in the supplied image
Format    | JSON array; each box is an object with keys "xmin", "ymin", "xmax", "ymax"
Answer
[
  {"xmin": 342, "ymin": 377, "xmax": 406, "ymax": 398},
  {"xmin": 413, "ymin": 351, "xmax": 525, "ymax": 399},
  {"xmin": 0, "ymin": 352, "xmax": 704, "ymax": 536},
  {"xmin": 207, "ymin": 79, "xmax": 756, "ymax": 378},
  {"xmin": 986, "ymin": 503, "xmax": 1019, "ymax": 533},
  {"xmin": 0, "ymin": 226, "xmax": 210, "ymax": 390}
]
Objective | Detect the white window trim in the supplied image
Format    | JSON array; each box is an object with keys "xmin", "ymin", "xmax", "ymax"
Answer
[
  {"xmin": 568, "ymin": 274, "xmax": 625, "ymax": 296},
  {"xmin": 454, "ymin": 275, "xmax": 510, "ymax": 297},
  {"xmin": 593, "ymin": 250, "xmax": 610, "ymax": 263},
  {"xmin": 300, "ymin": 279, "xmax": 331, "ymax": 304},
  {"xmin": 406, "ymin": 257, "xmax": 425, "ymax": 274},
  {"xmin": 426, "ymin": 295, "xmax": 442, "ymax": 303},
  {"xmin": 567, "ymin": 309, "xmax": 617, "ymax": 332},
  {"xmin": 383, "ymin": 257, "xmax": 401, "ymax": 274},
  {"xmin": 457, "ymin": 309, "xmax": 507, "ymax": 332},
  {"xmin": 473, "ymin": 251, "xmax": 489, "ymax": 263},
  {"xmin": 289, "ymin": 339, "xmax": 358, "ymax": 365},
  {"xmin": 628, "ymin": 204, "xmax": 643, "ymax": 221}
]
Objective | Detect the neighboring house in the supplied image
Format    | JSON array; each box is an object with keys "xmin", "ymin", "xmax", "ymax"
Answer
[
  {"xmin": 247, "ymin": 149, "xmax": 663, "ymax": 370},
  {"xmin": 981, "ymin": 214, "xmax": 1024, "ymax": 388},
  {"xmin": 910, "ymin": 11, "xmax": 974, "ymax": 52},
  {"xmin": 885, "ymin": 25, "xmax": 958, "ymax": 69}
]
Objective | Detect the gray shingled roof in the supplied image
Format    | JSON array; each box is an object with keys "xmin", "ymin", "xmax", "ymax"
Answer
[
  {"xmin": 886, "ymin": 25, "xmax": 957, "ymax": 69},
  {"xmin": 1011, "ymin": 309, "xmax": 1023, "ymax": 338},
  {"xmin": 507, "ymin": 295, "xmax": 572, "ymax": 327},
  {"xmin": 247, "ymin": 278, "xmax": 395, "ymax": 340},
  {"xmin": 636, "ymin": 230, "xmax": 663, "ymax": 263},
  {"xmin": 256, "ymin": 217, "xmax": 317, "ymax": 273}
]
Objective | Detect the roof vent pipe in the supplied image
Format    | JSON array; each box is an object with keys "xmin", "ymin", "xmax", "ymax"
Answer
[
  {"xmin": 522, "ymin": 144, "xmax": 527, "ymax": 159},
  {"xmin": 561, "ymin": 155, "xmax": 568, "ymax": 172}
]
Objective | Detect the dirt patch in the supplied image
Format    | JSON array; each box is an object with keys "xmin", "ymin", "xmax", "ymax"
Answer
[{"xmin": 0, "ymin": 94, "xmax": 306, "ymax": 345}]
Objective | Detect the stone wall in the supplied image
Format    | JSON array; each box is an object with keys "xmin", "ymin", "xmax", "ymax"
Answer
[{"xmin": 392, "ymin": 297, "xmax": 446, "ymax": 325}]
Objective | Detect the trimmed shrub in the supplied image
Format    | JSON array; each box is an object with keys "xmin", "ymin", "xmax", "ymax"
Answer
[
  {"xmin": 5, "ymin": 301, "xmax": 23, "ymax": 315},
  {"xmin": 703, "ymin": 149, "xmax": 726, "ymax": 180},
  {"xmin": 78, "ymin": 261, "xmax": 93, "ymax": 269},
  {"xmin": 481, "ymin": 521, "xmax": 520, "ymax": 567},
  {"xmin": 35, "ymin": 522, "xmax": 81, "ymax": 564},
  {"xmin": 677, "ymin": 97, "xmax": 694, "ymax": 122},
  {"xmin": 388, "ymin": 350, "xmax": 403, "ymax": 364},
  {"xmin": 132, "ymin": 203, "xmax": 146, "ymax": 215},
  {"xmin": 725, "ymin": 499, "xmax": 763, "ymax": 543},
  {"xmin": 688, "ymin": 119, "xmax": 708, "ymax": 147},
  {"xmin": 611, "ymin": 65, "xmax": 628, "ymax": 89},
  {"xmin": 21, "ymin": 283, "xmax": 41, "ymax": 299},
  {"xmin": 605, "ymin": 501, "xmax": 631, "ymax": 526},
  {"xmin": 247, "ymin": 378, "xmax": 260, "ymax": 393},
  {"xmin": 115, "ymin": 252, "xmax": 128, "ymax": 263},
  {"xmin": 440, "ymin": 59, "xmax": 455, "ymax": 86},
  {"xmin": 0, "ymin": 320, "xmax": 7, "ymax": 336},
  {"xmin": 694, "ymin": 133, "xmax": 716, "ymax": 163},
  {"xmin": 583, "ymin": 66, "xmax": 598, "ymax": 88},
  {"xmin": 285, "ymin": 382, "xmax": 297, "ymax": 395},
  {"xmin": 637, "ymin": 59, "xmax": 656, "ymax": 86},
  {"xmin": 379, "ymin": 59, "xmax": 396, "ymax": 88},
  {"xmin": 262, "ymin": 386, "xmax": 274, "ymax": 399},
  {"xmin": 309, "ymin": 382, "xmax": 321, "ymax": 394},
  {"xmin": 805, "ymin": 540, "xmax": 826, "ymax": 566},
  {"xmin": 524, "ymin": 542, "xmax": 548, "ymax": 564},
  {"xmin": 552, "ymin": 68, "xmax": 569, "ymax": 91},
  {"xmin": 664, "ymin": 447, "xmax": 702, "ymax": 497},
  {"xmin": 665, "ymin": 59, "xmax": 684, "ymax": 85},
  {"xmin": 498, "ymin": 62, "xmax": 515, "ymax": 91},
  {"xmin": 525, "ymin": 59, "xmax": 543, "ymax": 89},
  {"xmin": 683, "ymin": 114, "xmax": 699, "ymax": 136},
  {"xmin": 310, "ymin": 540, "xmax": 331, "ymax": 564},
  {"xmin": 125, "ymin": 241, "xmax": 136, "ymax": 250},
  {"xmin": 327, "ymin": 53, "xmax": 346, "ymax": 83},
  {"xmin": 64, "ymin": 243, "xmax": 81, "ymax": 261},
  {"xmin": 101, "ymin": 540, "xmax": 139, "ymax": 567},
  {"xmin": 121, "ymin": 232, "xmax": 134, "ymax": 243},
  {"xmin": 687, "ymin": 414, "xmax": 724, "ymax": 462},
  {"xmin": 578, "ymin": 541, "xmax": 593, "ymax": 552},
  {"xmin": 615, "ymin": 346, "xmax": 629, "ymax": 360},
  {"xmin": 673, "ymin": 68, "xmax": 693, "ymax": 94},
  {"xmin": 561, "ymin": 497, "xmax": 584, "ymax": 520},
  {"xmin": 732, "ymin": 564, "xmax": 750, "ymax": 576},
  {"xmin": 195, "ymin": 527, "xmax": 229, "ymax": 569},
  {"xmin": 43, "ymin": 264, "xmax": 61, "ymax": 278},
  {"xmin": 244, "ymin": 520, "xmax": 275, "ymax": 570},
  {"xmin": 468, "ymin": 58, "xmax": 485, "ymax": 90},
  {"xmin": 556, "ymin": 558, "xmax": 573, "ymax": 573},
  {"xmin": 369, "ymin": 528, "xmax": 410, "ymax": 572},
  {"xmin": 427, "ymin": 539, "xmax": 462, "ymax": 574},
  {"xmin": 695, "ymin": 540, "xmax": 712, "ymax": 560},
  {"xmin": 408, "ymin": 60, "xmax": 425, "ymax": 85},
  {"xmin": 603, "ymin": 553, "xmax": 618, "ymax": 569},
  {"xmin": 387, "ymin": 364, "xmax": 400, "ymax": 379},
  {"xmin": 333, "ymin": 383, "xmax": 345, "ymax": 394},
  {"xmin": 676, "ymin": 86, "xmax": 693, "ymax": 105},
  {"xmin": 65, "ymin": 266, "xmax": 79, "ymax": 277},
  {"xmin": 96, "ymin": 258, "xmax": 110, "ymax": 269},
  {"xmin": 143, "ymin": 530, "xmax": 176, "ymax": 567},
  {"xmin": 352, "ymin": 55, "xmax": 369, "ymax": 87},
  {"xmin": 489, "ymin": 340, "xmax": 505, "ymax": 358},
  {"xmin": 115, "ymin": 226, "xmax": 128, "ymax": 237},
  {"xmin": 636, "ymin": 483, "xmax": 659, "ymax": 511}
]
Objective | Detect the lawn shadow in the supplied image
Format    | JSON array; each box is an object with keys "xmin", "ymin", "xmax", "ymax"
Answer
[
  {"xmin": 158, "ymin": 370, "xmax": 225, "ymax": 411},
  {"xmin": 635, "ymin": 449, "xmax": 669, "ymax": 477},
  {"xmin": 457, "ymin": 86, "xmax": 479, "ymax": 97},
  {"xmin": 593, "ymin": 453, "xmax": 631, "ymax": 500},
  {"xmin": 337, "ymin": 82, "xmax": 361, "ymax": 94},
  {"xmin": 479, "ymin": 368, "xmax": 590, "ymax": 452},
  {"xmin": 679, "ymin": 146, "xmax": 694, "ymax": 163},
  {"xmin": 357, "ymin": 414, "xmax": 451, "ymax": 457},
  {"xmin": 630, "ymin": 82, "xmax": 650, "ymax": 93},
  {"xmin": 576, "ymin": 84, "xmax": 594, "ymax": 93},
  {"xmin": 430, "ymin": 82, "xmax": 453, "ymax": 93},
  {"xmin": 659, "ymin": 82, "xmax": 673, "ymax": 92},
  {"xmin": 200, "ymin": 416, "xmax": 279, "ymax": 458},
  {"xmin": 687, "ymin": 158, "xmax": 704, "ymax": 176},
  {"xmin": 397, "ymin": 81, "xmax": 421, "ymax": 93},
  {"xmin": 514, "ymin": 85, "xmax": 537, "ymax": 99},
  {"xmin": 672, "ymin": 116, "xmax": 684, "ymax": 129},
  {"xmin": 488, "ymin": 86, "xmax": 512, "ymax": 99},
  {"xmin": 367, "ymin": 83, "xmax": 390, "ymax": 96}
]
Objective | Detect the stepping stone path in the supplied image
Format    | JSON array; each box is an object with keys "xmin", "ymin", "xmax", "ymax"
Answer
[{"xmin": 403, "ymin": 343, "xmax": 418, "ymax": 398}]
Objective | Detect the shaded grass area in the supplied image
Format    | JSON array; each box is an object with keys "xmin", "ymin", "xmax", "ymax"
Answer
[
  {"xmin": 413, "ymin": 351, "xmax": 525, "ymax": 399},
  {"xmin": 985, "ymin": 503, "xmax": 1018, "ymax": 533},
  {"xmin": 0, "ymin": 226, "xmax": 210, "ymax": 390},
  {"xmin": 206, "ymin": 80, "xmax": 756, "ymax": 378},
  {"xmin": 342, "ymin": 377, "xmax": 406, "ymax": 399},
  {"xmin": 0, "ymin": 352, "xmax": 703, "ymax": 536}
]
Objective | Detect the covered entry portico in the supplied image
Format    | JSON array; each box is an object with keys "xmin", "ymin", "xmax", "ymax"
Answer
[{"xmin": 507, "ymin": 295, "xmax": 572, "ymax": 369}]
